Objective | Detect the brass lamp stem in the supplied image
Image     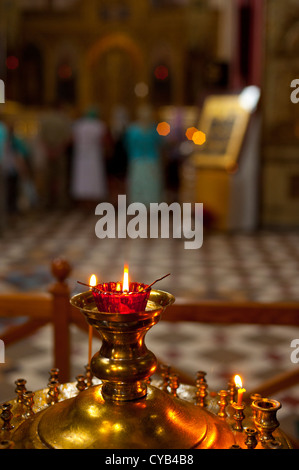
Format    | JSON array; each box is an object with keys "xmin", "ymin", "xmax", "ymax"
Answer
[{"xmin": 73, "ymin": 289, "xmax": 175, "ymax": 402}]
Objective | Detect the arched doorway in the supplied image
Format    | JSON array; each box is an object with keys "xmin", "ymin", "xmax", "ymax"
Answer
[{"xmin": 85, "ymin": 34, "xmax": 145, "ymax": 121}]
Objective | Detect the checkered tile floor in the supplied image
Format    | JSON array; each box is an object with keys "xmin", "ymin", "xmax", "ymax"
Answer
[{"xmin": 0, "ymin": 210, "xmax": 299, "ymax": 443}]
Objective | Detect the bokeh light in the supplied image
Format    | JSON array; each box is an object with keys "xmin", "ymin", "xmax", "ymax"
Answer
[
  {"xmin": 192, "ymin": 130, "xmax": 206, "ymax": 145},
  {"xmin": 156, "ymin": 121, "xmax": 171, "ymax": 136},
  {"xmin": 6, "ymin": 56, "xmax": 19, "ymax": 70},
  {"xmin": 134, "ymin": 82, "xmax": 149, "ymax": 98},
  {"xmin": 185, "ymin": 127, "xmax": 198, "ymax": 140},
  {"xmin": 58, "ymin": 64, "xmax": 73, "ymax": 80},
  {"xmin": 154, "ymin": 65, "xmax": 169, "ymax": 80}
]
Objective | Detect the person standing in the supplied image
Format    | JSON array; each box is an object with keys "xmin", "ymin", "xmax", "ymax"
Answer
[
  {"xmin": 0, "ymin": 119, "xmax": 7, "ymax": 231},
  {"xmin": 4, "ymin": 120, "xmax": 31, "ymax": 211},
  {"xmin": 70, "ymin": 107, "xmax": 109, "ymax": 208},
  {"xmin": 124, "ymin": 104, "xmax": 163, "ymax": 206},
  {"xmin": 38, "ymin": 102, "xmax": 72, "ymax": 210}
]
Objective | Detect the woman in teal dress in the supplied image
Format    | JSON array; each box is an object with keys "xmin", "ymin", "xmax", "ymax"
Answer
[{"xmin": 124, "ymin": 105, "xmax": 163, "ymax": 206}]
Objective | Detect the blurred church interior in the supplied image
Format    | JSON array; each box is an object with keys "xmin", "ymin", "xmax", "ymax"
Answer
[{"xmin": 1, "ymin": 0, "xmax": 299, "ymax": 445}]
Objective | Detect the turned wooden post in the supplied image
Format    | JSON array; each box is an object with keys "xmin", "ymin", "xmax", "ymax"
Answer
[{"xmin": 49, "ymin": 258, "xmax": 72, "ymax": 383}]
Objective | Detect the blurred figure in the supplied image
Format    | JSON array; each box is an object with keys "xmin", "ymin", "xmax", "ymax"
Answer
[
  {"xmin": 124, "ymin": 104, "xmax": 163, "ymax": 206},
  {"xmin": 38, "ymin": 102, "xmax": 71, "ymax": 209},
  {"xmin": 70, "ymin": 106, "xmax": 109, "ymax": 208},
  {"xmin": 107, "ymin": 105, "xmax": 129, "ymax": 203},
  {"xmin": 0, "ymin": 118, "xmax": 7, "ymax": 231},
  {"xmin": 1, "ymin": 118, "xmax": 32, "ymax": 215}
]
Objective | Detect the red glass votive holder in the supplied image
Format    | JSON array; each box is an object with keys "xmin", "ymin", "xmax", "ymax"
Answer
[{"xmin": 92, "ymin": 282, "xmax": 151, "ymax": 313}]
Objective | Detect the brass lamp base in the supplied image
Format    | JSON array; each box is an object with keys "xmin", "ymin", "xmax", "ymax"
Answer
[
  {"xmin": 1, "ymin": 290, "xmax": 294, "ymax": 449},
  {"xmin": 12, "ymin": 383, "xmax": 235, "ymax": 449}
]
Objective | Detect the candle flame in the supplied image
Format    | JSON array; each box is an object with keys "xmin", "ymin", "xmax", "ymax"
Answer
[
  {"xmin": 123, "ymin": 265, "xmax": 129, "ymax": 292},
  {"xmin": 234, "ymin": 374, "xmax": 243, "ymax": 389},
  {"xmin": 89, "ymin": 275, "xmax": 97, "ymax": 287}
]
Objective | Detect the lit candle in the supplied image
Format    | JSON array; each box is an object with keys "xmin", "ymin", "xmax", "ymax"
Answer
[
  {"xmin": 88, "ymin": 275, "xmax": 97, "ymax": 363},
  {"xmin": 87, "ymin": 265, "xmax": 151, "ymax": 314},
  {"xmin": 234, "ymin": 375, "xmax": 246, "ymax": 406},
  {"xmin": 77, "ymin": 268, "xmax": 170, "ymax": 314},
  {"xmin": 122, "ymin": 264, "xmax": 129, "ymax": 292}
]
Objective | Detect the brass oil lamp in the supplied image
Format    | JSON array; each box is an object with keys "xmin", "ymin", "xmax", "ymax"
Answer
[{"xmin": 0, "ymin": 269, "xmax": 295, "ymax": 449}]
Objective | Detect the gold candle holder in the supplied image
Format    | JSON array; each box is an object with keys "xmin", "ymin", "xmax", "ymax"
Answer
[
  {"xmin": 1, "ymin": 403, "xmax": 14, "ymax": 431},
  {"xmin": 244, "ymin": 427, "xmax": 258, "ymax": 449},
  {"xmin": 8, "ymin": 288, "xmax": 292, "ymax": 450},
  {"xmin": 232, "ymin": 403, "xmax": 245, "ymax": 431},
  {"xmin": 217, "ymin": 390, "xmax": 228, "ymax": 418},
  {"xmin": 251, "ymin": 398, "xmax": 281, "ymax": 443},
  {"xmin": 10, "ymin": 289, "xmax": 239, "ymax": 449},
  {"xmin": 15, "ymin": 379, "xmax": 27, "ymax": 404},
  {"xmin": 74, "ymin": 289, "xmax": 175, "ymax": 402}
]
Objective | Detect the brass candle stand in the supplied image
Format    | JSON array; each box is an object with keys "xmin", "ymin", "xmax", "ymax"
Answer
[
  {"xmin": 251, "ymin": 398, "xmax": 282, "ymax": 445},
  {"xmin": 0, "ymin": 289, "xmax": 295, "ymax": 449},
  {"xmin": 232, "ymin": 403, "xmax": 245, "ymax": 432}
]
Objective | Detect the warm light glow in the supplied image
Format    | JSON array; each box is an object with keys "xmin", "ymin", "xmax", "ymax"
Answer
[
  {"xmin": 123, "ymin": 265, "xmax": 129, "ymax": 292},
  {"xmin": 116, "ymin": 282, "xmax": 122, "ymax": 292},
  {"xmin": 154, "ymin": 65, "xmax": 169, "ymax": 80},
  {"xmin": 89, "ymin": 275, "xmax": 97, "ymax": 287},
  {"xmin": 192, "ymin": 130, "xmax": 206, "ymax": 145},
  {"xmin": 234, "ymin": 374, "xmax": 246, "ymax": 405},
  {"xmin": 58, "ymin": 64, "xmax": 73, "ymax": 80},
  {"xmin": 6, "ymin": 56, "xmax": 19, "ymax": 70},
  {"xmin": 134, "ymin": 82, "xmax": 149, "ymax": 98},
  {"xmin": 156, "ymin": 121, "xmax": 171, "ymax": 136},
  {"xmin": 234, "ymin": 375, "xmax": 242, "ymax": 388},
  {"xmin": 185, "ymin": 127, "xmax": 198, "ymax": 140}
]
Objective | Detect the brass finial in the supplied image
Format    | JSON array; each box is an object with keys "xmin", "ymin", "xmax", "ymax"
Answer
[
  {"xmin": 217, "ymin": 390, "xmax": 228, "ymax": 418},
  {"xmin": 250, "ymin": 393, "xmax": 262, "ymax": 419},
  {"xmin": 195, "ymin": 371, "xmax": 207, "ymax": 406},
  {"xmin": 228, "ymin": 380, "xmax": 236, "ymax": 404},
  {"xmin": 47, "ymin": 378, "xmax": 60, "ymax": 405},
  {"xmin": 169, "ymin": 374, "xmax": 180, "ymax": 397},
  {"xmin": 49, "ymin": 368, "xmax": 59, "ymax": 383},
  {"xmin": 23, "ymin": 391, "xmax": 35, "ymax": 419},
  {"xmin": 196, "ymin": 382, "xmax": 208, "ymax": 407},
  {"xmin": 85, "ymin": 364, "xmax": 94, "ymax": 388},
  {"xmin": 160, "ymin": 364, "xmax": 171, "ymax": 392},
  {"xmin": 245, "ymin": 428, "xmax": 258, "ymax": 449},
  {"xmin": 76, "ymin": 374, "xmax": 87, "ymax": 392},
  {"xmin": 1, "ymin": 403, "xmax": 14, "ymax": 431},
  {"xmin": 196, "ymin": 370, "xmax": 207, "ymax": 386},
  {"xmin": 15, "ymin": 378, "xmax": 27, "ymax": 404},
  {"xmin": 232, "ymin": 403, "xmax": 245, "ymax": 431}
]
